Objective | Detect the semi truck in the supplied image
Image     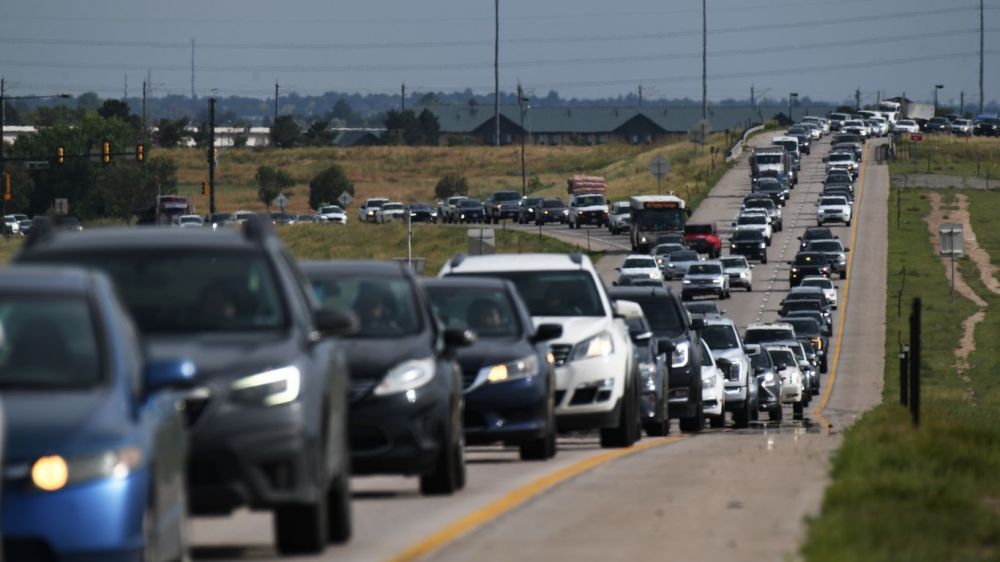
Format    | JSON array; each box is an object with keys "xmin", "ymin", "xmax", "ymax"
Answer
[{"xmin": 749, "ymin": 146, "xmax": 795, "ymax": 187}]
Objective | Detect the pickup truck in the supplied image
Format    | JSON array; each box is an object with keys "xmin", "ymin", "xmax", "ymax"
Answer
[{"xmin": 683, "ymin": 223, "xmax": 721, "ymax": 258}]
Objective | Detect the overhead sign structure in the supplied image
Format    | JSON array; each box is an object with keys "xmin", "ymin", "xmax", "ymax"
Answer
[
  {"xmin": 647, "ymin": 155, "xmax": 671, "ymax": 194},
  {"xmin": 337, "ymin": 191, "xmax": 354, "ymax": 208}
]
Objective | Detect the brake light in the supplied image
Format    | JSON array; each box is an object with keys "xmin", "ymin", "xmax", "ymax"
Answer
[{"xmin": 811, "ymin": 337, "xmax": 823, "ymax": 350}]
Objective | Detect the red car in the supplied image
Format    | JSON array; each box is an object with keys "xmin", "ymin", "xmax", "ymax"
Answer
[{"xmin": 683, "ymin": 223, "xmax": 721, "ymax": 258}]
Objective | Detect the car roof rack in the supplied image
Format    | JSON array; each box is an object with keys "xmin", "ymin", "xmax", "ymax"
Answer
[{"xmin": 22, "ymin": 216, "xmax": 55, "ymax": 250}]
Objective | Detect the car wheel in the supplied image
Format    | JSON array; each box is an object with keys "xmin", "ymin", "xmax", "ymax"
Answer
[
  {"xmin": 761, "ymin": 255, "xmax": 768, "ymax": 264},
  {"xmin": 274, "ymin": 495, "xmax": 328, "ymax": 555},
  {"xmin": 326, "ymin": 472, "xmax": 352, "ymax": 544},
  {"xmin": 733, "ymin": 402, "xmax": 750, "ymax": 428},
  {"xmin": 678, "ymin": 400, "xmax": 704, "ymax": 433},
  {"xmin": 746, "ymin": 284, "xmax": 753, "ymax": 292},
  {"xmin": 520, "ymin": 395, "xmax": 557, "ymax": 460},
  {"xmin": 770, "ymin": 405, "xmax": 783, "ymax": 422},
  {"xmin": 839, "ymin": 270, "xmax": 847, "ymax": 280},
  {"xmin": 709, "ymin": 414, "xmax": 725, "ymax": 429},
  {"xmin": 420, "ymin": 407, "xmax": 464, "ymax": 495},
  {"xmin": 793, "ymin": 401, "xmax": 805, "ymax": 420},
  {"xmin": 600, "ymin": 380, "xmax": 639, "ymax": 448},
  {"xmin": 846, "ymin": 220, "xmax": 852, "ymax": 227}
]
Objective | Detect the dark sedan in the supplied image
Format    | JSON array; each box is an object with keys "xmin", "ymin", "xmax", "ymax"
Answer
[
  {"xmin": 423, "ymin": 277, "xmax": 562, "ymax": 460},
  {"xmin": 536, "ymin": 198, "xmax": 568, "ymax": 224},
  {"xmin": 974, "ymin": 118, "xmax": 1000, "ymax": 136},
  {"xmin": 752, "ymin": 177, "xmax": 786, "ymax": 207},
  {"xmin": 0, "ymin": 266, "xmax": 194, "ymax": 562},
  {"xmin": 518, "ymin": 197, "xmax": 545, "ymax": 224},
  {"xmin": 456, "ymin": 199, "xmax": 486, "ymax": 223},
  {"xmin": 303, "ymin": 261, "xmax": 471, "ymax": 495},
  {"xmin": 408, "ymin": 202, "xmax": 438, "ymax": 223}
]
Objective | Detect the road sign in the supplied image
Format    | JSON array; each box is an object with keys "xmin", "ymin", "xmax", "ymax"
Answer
[
  {"xmin": 940, "ymin": 223, "xmax": 964, "ymax": 257},
  {"xmin": 272, "ymin": 193, "xmax": 289, "ymax": 210},
  {"xmin": 337, "ymin": 191, "xmax": 354, "ymax": 207},
  {"xmin": 54, "ymin": 198, "xmax": 69, "ymax": 216},
  {"xmin": 910, "ymin": 133, "xmax": 924, "ymax": 142},
  {"xmin": 647, "ymin": 155, "xmax": 671, "ymax": 181},
  {"xmin": 25, "ymin": 161, "xmax": 49, "ymax": 170}
]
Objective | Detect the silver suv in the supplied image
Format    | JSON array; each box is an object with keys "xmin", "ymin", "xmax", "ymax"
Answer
[
  {"xmin": 608, "ymin": 201, "xmax": 632, "ymax": 235},
  {"xmin": 681, "ymin": 261, "xmax": 730, "ymax": 301},
  {"xmin": 700, "ymin": 315, "xmax": 758, "ymax": 427}
]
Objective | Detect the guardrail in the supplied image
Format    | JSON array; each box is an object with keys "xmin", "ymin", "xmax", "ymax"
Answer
[{"xmin": 725, "ymin": 123, "xmax": 765, "ymax": 163}]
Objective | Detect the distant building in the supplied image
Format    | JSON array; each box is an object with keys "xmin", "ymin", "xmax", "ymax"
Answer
[{"xmin": 417, "ymin": 104, "xmax": 837, "ymax": 146}]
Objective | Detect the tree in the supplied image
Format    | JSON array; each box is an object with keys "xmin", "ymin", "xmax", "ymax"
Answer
[
  {"xmin": 256, "ymin": 166, "xmax": 295, "ymax": 211},
  {"xmin": 98, "ymin": 99, "xmax": 131, "ymax": 121},
  {"xmin": 418, "ymin": 109, "xmax": 440, "ymax": 146},
  {"xmin": 303, "ymin": 119, "xmax": 335, "ymax": 146},
  {"xmin": 191, "ymin": 121, "xmax": 212, "ymax": 148},
  {"xmin": 435, "ymin": 174, "xmax": 469, "ymax": 200},
  {"xmin": 383, "ymin": 109, "xmax": 440, "ymax": 146},
  {"xmin": 76, "ymin": 92, "xmax": 101, "ymax": 112},
  {"xmin": 90, "ymin": 157, "xmax": 178, "ymax": 222},
  {"xmin": 270, "ymin": 115, "xmax": 301, "ymax": 148},
  {"xmin": 309, "ymin": 164, "xmax": 353, "ymax": 210},
  {"xmin": 331, "ymin": 98, "xmax": 360, "ymax": 125},
  {"xmin": 154, "ymin": 118, "xmax": 191, "ymax": 148}
]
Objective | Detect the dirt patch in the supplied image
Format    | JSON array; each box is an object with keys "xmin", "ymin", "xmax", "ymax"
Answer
[{"xmin": 924, "ymin": 193, "xmax": 987, "ymax": 307}]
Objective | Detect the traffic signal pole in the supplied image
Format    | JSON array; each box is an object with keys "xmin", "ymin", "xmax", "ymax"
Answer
[{"xmin": 208, "ymin": 97, "xmax": 216, "ymax": 215}]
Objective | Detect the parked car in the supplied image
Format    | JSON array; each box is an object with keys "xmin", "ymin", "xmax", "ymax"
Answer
[
  {"xmin": 443, "ymin": 253, "xmax": 643, "ymax": 447},
  {"xmin": 304, "ymin": 261, "xmax": 470, "ymax": 494},
  {"xmin": 422, "ymin": 277, "xmax": 562, "ymax": 460},
  {"xmin": 18, "ymin": 217, "xmax": 357, "ymax": 554},
  {"xmin": 0, "ymin": 266, "xmax": 195, "ymax": 562}
]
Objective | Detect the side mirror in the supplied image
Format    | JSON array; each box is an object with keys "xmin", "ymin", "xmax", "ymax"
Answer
[
  {"xmin": 631, "ymin": 331, "xmax": 653, "ymax": 344},
  {"xmin": 845, "ymin": 248, "xmax": 851, "ymax": 252},
  {"xmin": 797, "ymin": 236, "xmax": 802, "ymax": 240},
  {"xmin": 615, "ymin": 267, "xmax": 621, "ymax": 271},
  {"xmin": 444, "ymin": 327, "xmax": 476, "ymax": 349},
  {"xmin": 777, "ymin": 363, "xmax": 788, "ymax": 371},
  {"xmin": 690, "ymin": 316, "xmax": 706, "ymax": 330},
  {"xmin": 657, "ymin": 339, "xmax": 676, "ymax": 355},
  {"xmin": 315, "ymin": 308, "xmax": 358, "ymax": 337},
  {"xmin": 144, "ymin": 359, "xmax": 197, "ymax": 394},
  {"xmin": 533, "ymin": 323, "xmax": 563, "ymax": 343},
  {"xmin": 749, "ymin": 264, "xmax": 755, "ymax": 269},
  {"xmin": 754, "ymin": 366, "xmax": 767, "ymax": 375}
]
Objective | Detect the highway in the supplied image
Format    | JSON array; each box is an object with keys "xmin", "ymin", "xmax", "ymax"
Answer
[{"xmin": 188, "ymin": 132, "xmax": 889, "ymax": 561}]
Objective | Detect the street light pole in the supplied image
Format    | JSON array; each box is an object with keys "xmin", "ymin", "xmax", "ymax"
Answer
[
  {"xmin": 789, "ymin": 92, "xmax": 798, "ymax": 124},
  {"xmin": 934, "ymin": 84, "xmax": 944, "ymax": 115}
]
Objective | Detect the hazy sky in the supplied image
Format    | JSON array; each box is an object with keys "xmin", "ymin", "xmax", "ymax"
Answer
[{"xmin": 0, "ymin": 0, "xmax": 995, "ymax": 106}]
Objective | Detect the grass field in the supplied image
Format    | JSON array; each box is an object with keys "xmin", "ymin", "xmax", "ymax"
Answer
[
  {"xmin": 159, "ymin": 132, "xmax": 739, "ymax": 215},
  {"xmin": 802, "ymin": 188, "xmax": 1000, "ymax": 562},
  {"xmin": 889, "ymin": 134, "xmax": 1000, "ymax": 178}
]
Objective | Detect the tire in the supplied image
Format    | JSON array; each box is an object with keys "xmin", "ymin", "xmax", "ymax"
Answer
[
  {"xmin": 709, "ymin": 414, "xmax": 725, "ymax": 429},
  {"xmin": 420, "ymin": 409, "xmax": 464, "ymax": 495},
  {"xmin": 793, "ymin": 401, "xmax": 804, "ymax": 420},
  {"xmin": 839, "ymin": 270, "xmax": 847, "ymax": 280},
  {"xmin": 846, "ymin": 220, "xmax": 852, "ymax": 227},
  {"xmin": 679, "ymin": 401, "xmax": 704, "ymax": 433},
  {"xmin": 643, "ymin": 418, "xmax": 669, "ymax": 436},
  {"xmin": 520, "ymin": 396, "xmax": 557, "ymax": 460},
  {"xmin": 770, "ymin": 405, "xmax": 783, "ymax": 422},
  {"xmin": 326, "ymin": 473, "xmax": 352, "ymax": 544},
  {"xmin": 761, "ymin": 255, "xmax": 768, "ymax": 264},
  {"xmin": 746, "ymin": 284, "xmax": 753, "ymax": 292},
  {"xmin": 600, "ymin": 382, "xmax": 639, "ymax": 448},
  {"xmin": 274, "ymin": 496, "xmax": 328, "ymax": 555}
]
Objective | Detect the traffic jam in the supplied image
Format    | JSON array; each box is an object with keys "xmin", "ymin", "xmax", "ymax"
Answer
[{"xmin": 0, "ymin": 111, "xmax": 869, "ymax": 560}]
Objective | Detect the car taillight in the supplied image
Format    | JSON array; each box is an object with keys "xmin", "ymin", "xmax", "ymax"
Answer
[{"xmin": 811, "ymin": 337, "xmax": 822, "ymax": 350}]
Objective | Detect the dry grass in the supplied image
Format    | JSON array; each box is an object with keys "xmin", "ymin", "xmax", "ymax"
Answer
[{"xmin": 160, "ymin": 133, "xmax": 736, "ymax": 214}]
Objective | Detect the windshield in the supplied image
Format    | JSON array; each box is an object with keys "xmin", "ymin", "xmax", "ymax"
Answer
[
  {"xmin": 319, "ymin": 206, "xmax": 343, "ymax": 214},
  {"xmin": 685, "ymin": 302, "xmax": 719, "ymax": 314},
  {"xmin": 720, "ymin": 257, "xmax": 748, "ymax": 269},
  {"xmin": 623, "ymin": 257, "xmax": 656, "ymax": 269},
  {"xmin": 654, "ymin": 244, "xmax": 684, "ymax": 255},
  {"xmin": 311, "ymin": 275, "xmax": 422, "ymax": 338},
  {"xmin": 630, "ymin": 297, "xmax": 685, "ymax": 332},
  {"xmin": 802, "ymin": 278, "xmax": 833, "ymax": 289},
  {"xmin": 899, "ymin": 120, "xmax": 916, "ymax": 126},
  {"xmin": 745, "ymin": 199, "xmax": 775, "ymax": 210},
  {"xmin": 368, "ymin": 200, "xmax": 388, "ymax": 208},
  {"xmin": 26, "ymin": 250, "xmax": 288, "ymax": 333},
  {"xmin": 767, "ymin": 349, "xmax": 796, "ymax": 368},
  {"xmin": 670, "ymin": 251, "xmax": 699, "ymax": 262},
  {"xmin": 783, "ymin": 301, "xmax": 821, "ymax": 312},
  {"xmin": 0, "ymin": 296, "xmax": 102, "ymax": 389},
  {"xmin": 733, "ymin": 230, "xmax": 763, "ymax": 241},
  {"xmin": 409, "ymin": 204, "xmax": 430, "ymax": 210},
  {"xmin": 757, "ymin": 182, "xmax": 782, "ymax": 192},
  {"xmin": 453, "ymin": 270, "xmax": 605, "ymax": 317},
  {"xmin": 783, "ymin": 318, "xmax": 820, "ymax": 336},
  {"xmin": 523, "ymin": 198, "xmax": 543, "ymax": 207},
  {"xmin": 803, "ymin": 229, "xmax": 832, "ymax": 240},
  {"xmin": 749, "ymin": 349, "xmax": 774, "ymax": 371},
  {"xmin": 702, "ymin": 324, "xmax": 739, "ymax": 350},
  {"xmin": 543, "ymin": 199, "xmax": 565, "ymax": 208},
  {"xmin": 738, "ymin": 215, "xmax": 767, "ymax": 225},
  {"xmin": 635, "ymin": 208, "xmax": 685, "ymax": 231},
  {"xmin": 809, "ymin": 241, "xmax": 842, "ymax": 251},
  {"xmin": 180, "ymin": 217, "xmax": 201, "ymax": 224},
  {"xmin": 426, "ymin": 286, "xmax": 521, "ymax": 339},
  {"xmin": 684, "ymin": 224, "xmax": 714, "ymax": 235},
  {"xmin": 755, "ymin": 155, "xmax": 782, "ymax": 164},
  {"xmin": 829, "ymin": 154, "xmax": 853, "ymax": 162},
  {"xmin": 575, "ymin": 195, "xmax": 606, "ymax": 207},
  {"xmin": 820, "ymin": 198, "xmax": 847, "ymax": 206},
  {"xmin": 745, "ymin": 328, "xmax": 795, "ymax": 344},
  {"xmin": 688, "ymin": 264, "xmax": 722, "ymax": 275},
  {"xmin": 494, "ymin": 192, "xmax": 521, "ymax": 202},
  {"xmin": 794, "ymin": 253, "xmax": 826, "ymax": 265}
]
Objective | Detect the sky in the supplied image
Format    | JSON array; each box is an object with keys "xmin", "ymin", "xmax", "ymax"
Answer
[{"xmin": 0, "ymin": 0, "xmax": 996, "ymax": 107}]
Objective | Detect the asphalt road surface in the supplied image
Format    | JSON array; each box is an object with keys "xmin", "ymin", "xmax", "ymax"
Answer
[{"xmin": 189, "ymin": 133, "xmax": 889, "ymax": 561}]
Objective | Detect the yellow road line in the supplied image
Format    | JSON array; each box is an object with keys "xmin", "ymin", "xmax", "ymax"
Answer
[
  {"xmin": 811, "ymin": 141, "xmax": 872, "ymax": 427},
  {"xmin": 387, "ymin": 435, "xmax": 685, "ymax": 562}
]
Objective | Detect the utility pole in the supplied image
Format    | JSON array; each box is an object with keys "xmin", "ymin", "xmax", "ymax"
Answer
[
  {"xmin": 701, "ymin": 0, "xmax": 707, "ymax": 126},
  {"xmin": 980, "ymin": 0, "xmax": 985, "ymax": 114},
  {"xmin": 638, "ymin": 84, "xmax": 643, "ymax": 107},
  {"xmin": 401, "ymin": 82, "xmax": 406, "ymax": 112},
  {"xmin": 789, "ymin": 92, "xmax": 797, "ymax": 123},
  {"xmin": 208, "ymin": 97, "xmax": 216, "ymax": 214},
  {"xmin": 274, "ymin": 81, "xmax": 279, "ymax": 125},
  {"xmin": 190, "ymin": 39, "xmax": 196, "ymax": 99},
  {"xmin": 494, "ymin": 0, "xmax": 500, "ymax": 147},
  {"xmin": 934, "ymin": 84, "xmax": 944, "ymax": 115},
  {"xmin": 124, "ymin": 73, "xmax": 128, "ymax": 100},
  {"xmin": 518, "ymin": 82, "xmax": 527, "ymax": 196},
  {"xmin": 750, "ymin": 84, "xmax": 755, "ymax": 110},
  {"xmin": 876, "ymin": 90, "xmax": 881, "ymax": 107},
  {"xmin": 961, "ymin": 90, "xmax": 966, "ymax": 116},
  {"xmin": 855, "ymin": 88, "xmax": 861, "ymax": 110},
  {"xmin": 141, "ymin": 80, "xmax": 147, "ymax": 136}
]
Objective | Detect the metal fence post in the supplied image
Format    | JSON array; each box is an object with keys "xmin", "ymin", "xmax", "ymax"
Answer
[
  {"xmin": 899, "ymin": 344, "xmax": 909, "ymax": 406},
  {"xmin": 908, "ymin": 298, "xmax": 921, "ymax": 427}
]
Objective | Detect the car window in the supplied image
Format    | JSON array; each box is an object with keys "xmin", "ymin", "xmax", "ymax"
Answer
[
  {"xmin": 802, "ymin": 278, "xmax": 833, "ymax": 289},
  {"xmin": 0, "ymin": 296, "xmax": 102, "ymax": 388},
  {"xmin": 426, "ymin": 286, "xmax": 521, "ymax": 339},
  {"xmin": 452, "ymin": 270, "xmax": 605, "ymax": 317},
  {"xmin": 544, "ymin": 199, "xmax": 565, "ymax": 208},
  {"xmin": 654, "ymin": 244, "xmax": 684, "ymax": 255},
  {"xmin": 783, "ymin": 318, "xmax": 820, "ymax": 335},
  {"xmin": 575, "ymin": 195, "xmax": 606, "ymax": 207},
  {"xmin": 720, "ymin": 257, "xmax": 748, "ymax": 268},
  {"xmin": 745, "ymin": 328, "xmax": 796, "ymax": 344},
  {"xmin": 749, "ymin": 349, "xmax": 773, "ymax": 371},
  {"xmin": 685, "ymin": 302, "xmax": 719, "ymax": 315},
  {"xmin": 688, "ymin": 264, "xmax": 722, "ymax": 275},
  {"xmin": 702, "ymin": 324, "xmax": 739, "ymax": 350},
  {"xmin": 739, "ymin": 215, "xmax": 766, "ymax": 225},
  {"xmin": 767, "ymin": 349, "xmax": 796, "ymax": 368},
  {"xmin": 734, "ymin": 230, "xmax": 763, "ymax": 241},
  {"xmin": 809, "ymin": 241, "xmax": 841, "ymax": 251},
  {"xmin": 311, "ymin": 276, "xmax": 422, "ymax": 338},
  {"xmin": 494, "ymin": 192, "xmax": 521, "ymax": 201},
  {"xmin": 623, "ymin": 257, "xmax": 656, "ymax": 269},
  {"xmin": 26, "ymin": 250, "xmax": 288, "ymax": 333},
  {"xmin": 631, "ymin": 297, "xmax": 686, "ymax": 332},
  {"xmin": 669, "ymin": 251, "xmax": 699, "ymax": 262}
]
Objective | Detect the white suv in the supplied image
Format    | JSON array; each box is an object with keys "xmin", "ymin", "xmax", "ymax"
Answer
[
  {"xmin": 440, "ymin": 253, "xmax": 642, "ymax": 448},
  {"xmin": 358, "ymin": 197, "xmax": 389, "ymax": 223}
]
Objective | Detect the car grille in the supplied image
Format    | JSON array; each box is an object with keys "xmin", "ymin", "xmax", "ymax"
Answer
[
  {"xmin": 349, "ymin": 379, "xmax": 377, "ymax": 402},
  {"xmin": 550, "ymin": 344, "xmax": 572, "ymax": 366}
]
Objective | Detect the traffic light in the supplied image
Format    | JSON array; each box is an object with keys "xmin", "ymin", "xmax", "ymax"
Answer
[
  {"xmin": 201, "ymin": 181, "xmax": 207, "ymax": 196},
  {"xmin": 56, "ymin": 146, "xmax": 65, "ymax": 166},
  {"xmin": 135, "ymin": 143, "xmax": 144, "ymax": 163},
  {"xmin": 4, "ymin": 173, "xmax": 11, "ymax": 202},
  {"xmin": 102, "ymin": 141, "xmax": 111, "ymax": 164}
]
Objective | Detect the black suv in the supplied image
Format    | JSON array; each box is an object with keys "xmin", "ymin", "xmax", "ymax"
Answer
[
  {"xmin": 974, "ymin": 118, "xmax": 1000, "ymax": 137},
  {"xmin": 536, "ymin": 198, "xmax": 568, "ymax": 225},
  {"xmin": 789, "ymin": 251, "xmax": 832, "ymax": 286},
  {"xmin": 799, "ymin": 226, "xmax": 837, "ymax": 251},
  {"xmin": 518, "ymin": 197, "xmax": 545, "ymax": 224},
  {"xmin": 779, "ymin": 316, "xmax": 829, "ymax": 375},
  {"xmin": 730, "ymin": 230, "xmax": 768, "ymax": 263},
  {"xmin": 18, "ymin": 217, "xmax": 356, "ymax": 555},
  {"xmin": 485, "ymin": 190, "xmax": 523, "ymax": 223},
  {"xmin": 607, "ymin": 286, "xmax": 706, "ymax": 433},
  {"xmin": 302, "ymin": 261, "xmax": 470, "ymax": 495}
]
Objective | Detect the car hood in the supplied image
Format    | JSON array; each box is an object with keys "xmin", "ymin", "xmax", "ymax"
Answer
[
  {"xmin": 723, "ymin": 266, "xmax": 749, "ymax": 275},
  {"xmin": 146, "ymin": 332, "xmax": 306, "ymax": 383},
  {"xmin": 575, "ymin": 205, "xmax": 609, "ymax": 212},
  {"xmin": 817, "ymin": 205, "xmax": 850, "ymax": 212},
  {"xmin": 454, "ymin": 338, "xmax": 534, "ymax": 376},
  {"xmin": 711, "ymin": 347, "xmax": 747, "ymax": 363},
  {"xmin": 684, "ymin": 273, "xmax": 723, "ymax": 281},
  {"xmin": 338, "ymin": 335, "xmax": 433, "ymax": 381},
  {"xmin": 532, "ymin": 316, "xmax": 610, "ymax": 346},
  {"xmin": 620, "ymin": 267, "xmax": 658, "ymax": 276},
  {"xmin": 4, "ymin": 389, "xmax": 131, "ymax": 462}
]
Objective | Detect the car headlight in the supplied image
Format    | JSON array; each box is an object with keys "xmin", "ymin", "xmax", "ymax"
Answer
[
  {"xmin": 671, "ymin": 341, "xmax": 690, "ymax": 368},
  {"xmin": 682, "ymin": 279, "xmax": 692, "ymax": 284},
  {"xmin": 702, "ymin": 370, "xmax": 717, "ymax": 387},
  {"xmin": 731, "ymin": 244, "xmax": 737, "ymax": 249},
  {"xmin": 460, "ymin": 214, "xmax": 466, "ymax": 219},
  {"xmin": 656, "ymin": 257, "xmax": 664, "ymax": 266},
  {"xmin": 367, "ymin": 210, "xmax": 374, "ymax": 216},
  {"xmin": 712, "ymin": 277, "xmax": 724, "ymax": 284},
  {"xmin": 373, "ymin": 357, "xmax": 436, "ymax": 396},
  {"xmin": 570, "ymin": 332, "xmax": 615, "ymax": 362},
  {"xmin": 639, "ymin": 362, "xmax": 657, "ymax": 381},
  {"xmin": 759, "ymin": 242, "xmax": 766, "ymax": 248},
  {"xmin": 791, "ymin": 267, "xmax": 799, "ymax": 273},
  {"xmin": 761, "ymin": 372, "xmax": 775, "ymax": 383},
  {"xmin": 649, "ymin": 271, "xmax": 661, "ymax": 279},
  {"xmin": 231, "ymin": 366, "xmax": 301, "ymax": 406},
  {"xmin": 483, "ymin": 354, "xmax": 540, "ymax": 384},
  {"xmin": 31, "ymin": 446, "xmax": 144, "ymax": 492}
]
